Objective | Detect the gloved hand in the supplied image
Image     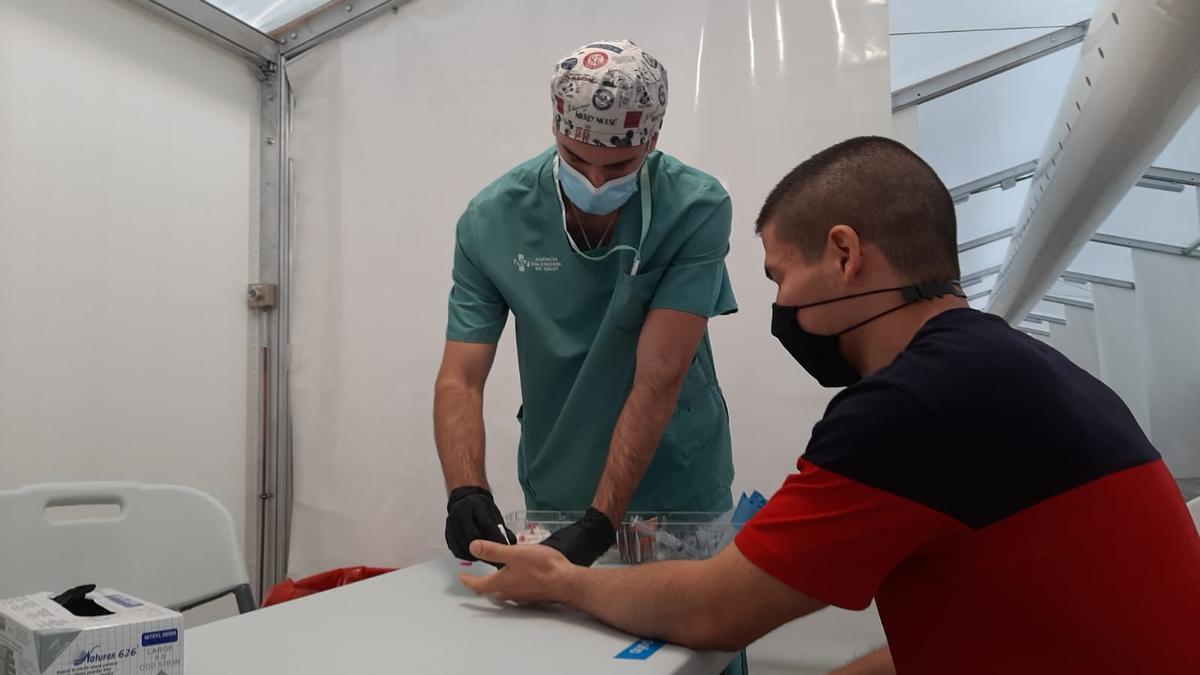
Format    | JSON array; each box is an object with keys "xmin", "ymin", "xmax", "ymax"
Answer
[
  {"xmin": 540, "ymin": 507, "xmax": 617, "ymax": 567},
  {"xmin": 445, "ymin": 486, "xmax": 515, "ymax": 565}
]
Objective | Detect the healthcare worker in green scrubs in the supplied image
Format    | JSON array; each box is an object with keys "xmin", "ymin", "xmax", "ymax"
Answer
[{"xmin": 435, "ymin": 39, "xmax": 737, "ymax": 569}]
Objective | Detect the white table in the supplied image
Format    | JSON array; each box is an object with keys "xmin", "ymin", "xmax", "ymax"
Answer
[{"xmin": 185, "ymin": 558, "xmax": 734, "ymax": 674}]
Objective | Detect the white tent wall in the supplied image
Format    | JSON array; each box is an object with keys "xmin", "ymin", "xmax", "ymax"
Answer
[
  {"xmin": 1091, "ymin": 285, "xmax": 1152, "ymax": 434},
  {"xmin": 1047, "ymin": 306, "xmax": 1100, "ymax": 377},
  {"xmin": 1100, "ymin": 176, "xmax": 1200, "ymax": 244},
  {"xmin": 284, "ymin": 0, "xmax": 891, "ymax": 576},
  {"xmin": 0, "ymin": 0, "xmax": 260, "ymax": 583},
  {"xmin": 1130, "ymin": 251, "xmax": 1200, "ymax": 479},
  {"xmin": 283, "ymin": 0, "xmax": 890, "ymax": 669}
]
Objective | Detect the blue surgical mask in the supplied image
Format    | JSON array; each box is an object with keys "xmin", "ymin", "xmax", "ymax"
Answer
[
  {"xmin": 556, "ymin": 154, "xmax": 641, "ymax": 215},
  {"xmin": 553, "ymin": 155, "xmax": 653, "ymax": 275}
]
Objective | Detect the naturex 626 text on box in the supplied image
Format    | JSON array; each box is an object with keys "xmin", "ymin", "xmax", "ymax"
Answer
[{"xmin": 0, "ymin": 586, "xmax": 182, "ymax": 675}]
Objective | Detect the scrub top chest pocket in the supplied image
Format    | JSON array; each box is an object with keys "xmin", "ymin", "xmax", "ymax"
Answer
[{"xmin": 611, "ymin": 267, "xmax": 667, "ymax": 333}]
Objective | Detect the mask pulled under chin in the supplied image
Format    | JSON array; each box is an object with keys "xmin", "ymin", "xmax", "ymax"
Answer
[{"xmin": 771, "ymin": 280, "xmax": 965, "ymax": 388}]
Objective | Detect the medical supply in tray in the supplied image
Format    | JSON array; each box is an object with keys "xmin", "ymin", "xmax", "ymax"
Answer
[{"xmin": 506, "ymin": 510, "xmax": 739, "ymax": 565}]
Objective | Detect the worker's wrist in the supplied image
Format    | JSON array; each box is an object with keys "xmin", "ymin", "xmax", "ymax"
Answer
[
  {"xmin": 445, "ymin": 471, "xmax": 490, "ymax": 495},
  {"xmin": 582, "ymin": 506, "xmax": 616, "ymax": 529},
  {"xmin": 446, "ymin": 483, "xmax": 491, "ymax": 499},
  {"xmin": 446, "ymin": 485, "xmax": 492, "ymax": 504},
  {"xmin": 587, "ymin": 501, "xmax": 621, "ymax": 528}
]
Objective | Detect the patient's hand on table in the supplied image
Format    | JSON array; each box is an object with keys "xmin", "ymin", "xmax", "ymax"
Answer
[{"xmin": 460, "ymin": 541, "xmax": 576, "ymax": 605}]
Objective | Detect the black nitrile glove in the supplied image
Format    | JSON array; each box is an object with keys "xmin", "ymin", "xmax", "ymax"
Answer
[
  {"xmin": 445, "ymin": 486, "xmax": 515, "ymax": 565},
  {"xmin": 540, "ymin": 507, "xmax": 617, "ymax": 567}
]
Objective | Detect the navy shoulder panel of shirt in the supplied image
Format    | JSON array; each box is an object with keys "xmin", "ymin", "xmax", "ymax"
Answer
[{"xmin": 803, "ymin": 308, "xmax": 1160, "ymax": 528}]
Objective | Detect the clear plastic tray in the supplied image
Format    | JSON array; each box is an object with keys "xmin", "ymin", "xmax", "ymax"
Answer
[{"xmin": 505, "ymin": 510, "xmax": 740, "ymax": 565}]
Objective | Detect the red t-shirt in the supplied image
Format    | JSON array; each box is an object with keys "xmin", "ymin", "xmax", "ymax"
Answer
[{"xmin": 736, "ymin": 309, "xmax": 1200, "ymax": 674}]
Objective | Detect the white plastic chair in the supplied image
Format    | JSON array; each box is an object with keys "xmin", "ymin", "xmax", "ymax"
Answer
[{"xmin": 0, "ymin": 482, "xmax": 255, "ymax": 613}]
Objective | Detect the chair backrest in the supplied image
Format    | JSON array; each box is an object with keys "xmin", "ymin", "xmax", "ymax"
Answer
[
  {"xmin": 0, "ymin": 482, "xmax": 252, "ymax": 612},
  {"xmin": 1189, "ymin": 497, "xmax": 1200, "ymax": 533}
]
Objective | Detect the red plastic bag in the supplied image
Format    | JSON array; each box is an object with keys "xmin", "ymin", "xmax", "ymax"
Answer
[{"xmin": 263, "ymin": 566, "xmax": 396, "ymax": 607}]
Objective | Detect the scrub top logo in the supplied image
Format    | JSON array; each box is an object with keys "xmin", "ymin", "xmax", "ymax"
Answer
[
  {"xmin": 514, "ymin": 254, "xmax": 561, "ymax": 273},
  {"xmin": 582, "ymin": 51, "xmax": 609, "ymax": 69}
]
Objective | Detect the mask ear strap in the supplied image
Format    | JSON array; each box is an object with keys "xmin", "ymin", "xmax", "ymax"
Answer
[
  {"xmin": 794, "ymin": 286, "xmax": 905, "ymax": 311},
  {"xmin": 901, "ymin": 280, "xmax": 966, "ymax": 302},
  {"xmin": 833, "ymin": 280, "xmax": 966, "ymax": 336},
  {"xmin": 832, "ymin": 302, "xmax": 913, "ymax": 336},
  {"xmin": 795, "ymin": 280, "xmax": 965, "ymax": 311}
]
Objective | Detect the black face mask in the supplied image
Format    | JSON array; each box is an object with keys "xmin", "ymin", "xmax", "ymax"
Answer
[{"xmin": 771, "ymin": 280, "xmax": 965, "ymax": 388}]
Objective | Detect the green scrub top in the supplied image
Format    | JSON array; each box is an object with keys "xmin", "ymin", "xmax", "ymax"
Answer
[{"xmin": 446, "ymin": 147, "xmax": 737, "ymax": 513}]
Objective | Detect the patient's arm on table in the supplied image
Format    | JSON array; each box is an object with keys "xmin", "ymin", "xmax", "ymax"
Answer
[{"xmin": 461, "ymin": 540, "xmax": 825, "ymax": 652}]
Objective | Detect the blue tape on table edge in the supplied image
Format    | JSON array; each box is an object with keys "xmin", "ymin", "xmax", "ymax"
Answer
[{"xmin": 615, "ymin": 638, "xmax": 666, "ymax": 660}]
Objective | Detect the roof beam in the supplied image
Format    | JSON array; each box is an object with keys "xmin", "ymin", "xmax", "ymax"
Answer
[
  {"xmin": 967, "ymin": 288, "xmax": 1096, "ymax": 311},
  {"xmin": 1027, "ymin": 312, "xmax": 1068, "ymax": 326},
  {"xmin": 1143, "ymin": 166, "xmax": 1200, "ymax": 188},
  {"xmin": 959, "ymin": 227, "xmax": 1200, "ymax": 257},
  {"xmin": 1090, "ymin": 233, "xmax": 1200, "ymax": 257},
  {"xmin": 1060, "ymin": 271, "xmax": 1135, "ymax": 290},
  {"xmin": 279, "ymin": 0, "xmax": 413, "ymax": 61},
  {"xmin": 892, "ymin": 21, "xmax": 1089, "ymax": 112},
  {"xmin": 1043, "ymin": 294, "xmax": 1094, "ymax": 310},
  {"xmin": 123, "ymin": 0, "xmax": 279, "ymax": 69},
  {"xmin": 958, "ymin": 227, "xmax": 1016, "ymax": 253},
  {"xmin": 950, "ymin": 162, "xmax": 1037, "ymax": 204},
  {"xmin": 961, "ymin": 265, "xmax": 1002, "ymax": 286},
  {"xmin": 986, "ymin": 0, "xmax": 1200, "ymax": 322},
  {"xmin": 949, "ymin": 161, "xmax": 1197, "ymax": 206},
  {"xmin": 1135, "ymin": 177, "xmax": 1186, "ymax": 193}
]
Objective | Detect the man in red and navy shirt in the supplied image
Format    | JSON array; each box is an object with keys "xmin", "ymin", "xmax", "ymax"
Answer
[{"xmin": 461, "ymin": 137, "xmax": 1200, "ymax": 675}]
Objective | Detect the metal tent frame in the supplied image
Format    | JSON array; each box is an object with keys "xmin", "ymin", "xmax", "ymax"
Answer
[{"xmin": 121, "ymin": 0, "xmax": 412, "ymax": 599}]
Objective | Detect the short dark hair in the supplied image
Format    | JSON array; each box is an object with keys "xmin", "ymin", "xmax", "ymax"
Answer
[{"xmin": 755, "ymin": 136, "xmax": 960, "ymax": 280}]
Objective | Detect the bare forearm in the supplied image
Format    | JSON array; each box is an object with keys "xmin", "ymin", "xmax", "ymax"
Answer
[
  {"xmin": 562, "ymin": 561, "xmax": 733, "ymax": 650},
  {"xmin": 462, "ymin": 539, "xmax": 825, "ymax": 655},
  {"xmin": 433, "ymin": 380, "xmax": 488, "ymax": 491},
  {"xmin": 592, "ymin": 379, "xmax": 682, "ymax": 520}
]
